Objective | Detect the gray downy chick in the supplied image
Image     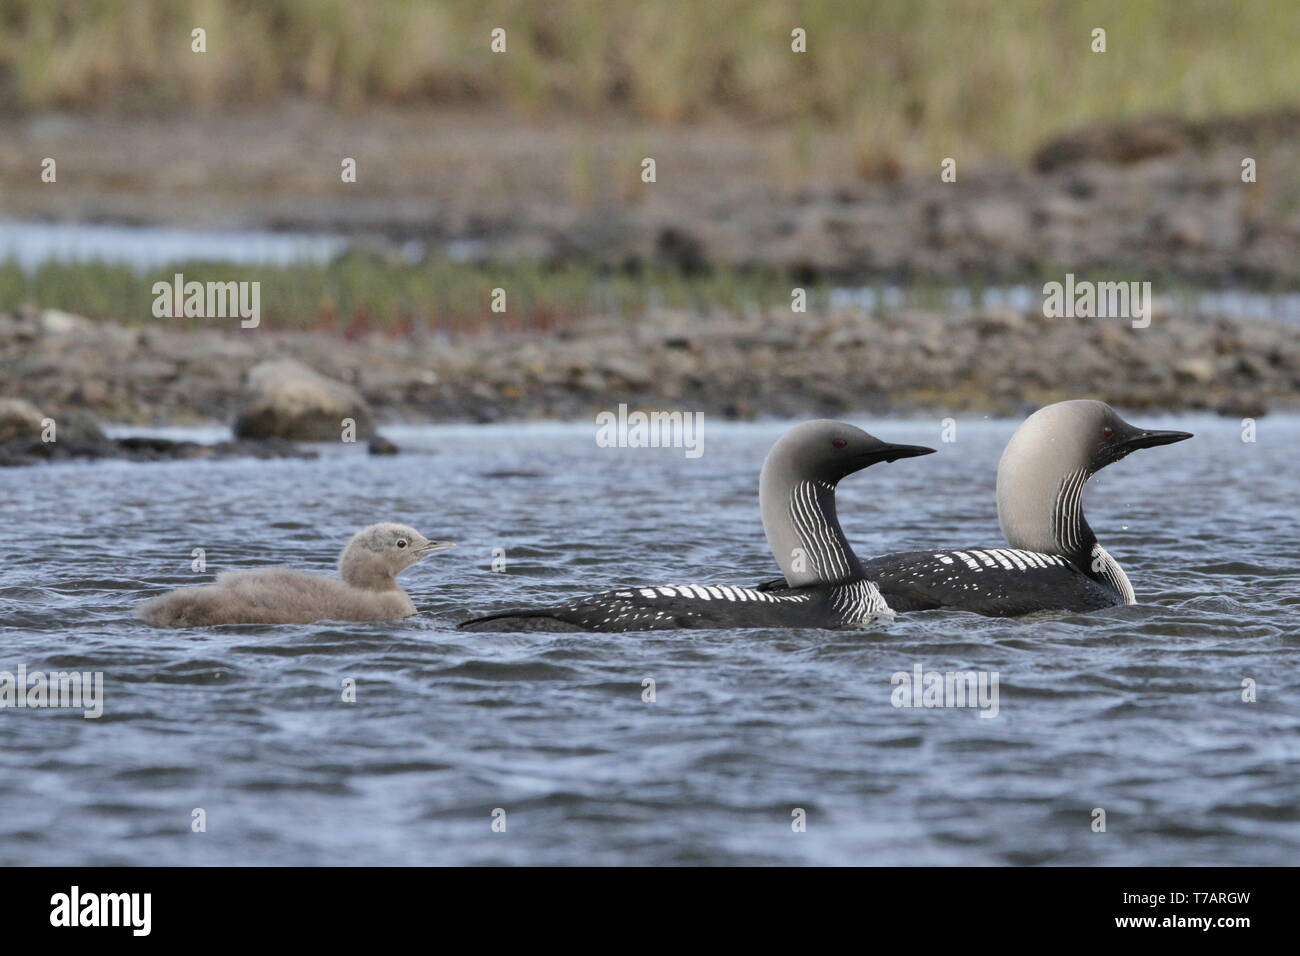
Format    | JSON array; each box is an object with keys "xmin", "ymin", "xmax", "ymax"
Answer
[{"xmin": 135, "ymin": 523, "xmax": 454, "ymax": 627}]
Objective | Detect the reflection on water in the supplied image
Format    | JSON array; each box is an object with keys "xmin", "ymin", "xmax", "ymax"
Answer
[
  {"xmin": 0, "ymin": 218, "xmax": 348, "ymax": 271},
  {"xmin": 830, "ymin": 284, "xmax": 1300, "ymax": 323},
  {"xmin": 1, "ymin": 417, "xmax": 1296, "ymax": 865}
]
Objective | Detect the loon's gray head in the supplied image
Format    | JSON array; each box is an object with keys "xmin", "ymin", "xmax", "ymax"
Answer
[
  {"xmin": 760, "ymin": 420, "xmax": 935, "ymax": 587},
  {"xmin": 339, "ymin": 522, "xmax": 456, "ymax": 589},
  {"xmin": 997, "ymin": 400, "xmax": 1192, "ymax": 558}
]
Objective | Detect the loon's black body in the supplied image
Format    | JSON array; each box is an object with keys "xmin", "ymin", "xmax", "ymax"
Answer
[
  {"xmin": 459, "ymin": 421, "xmax": 934, "ymax": 633},
  {"xmin": 459, "ymin": 579, "xmax": 889, "ymax": 633},
  {"xmin": 858, "ymin": 547, "xmax": 1124, "ymax": 616},
  {"xmin": 761, "ymin": 401, "xmax": 1192, "ymax": 617}
]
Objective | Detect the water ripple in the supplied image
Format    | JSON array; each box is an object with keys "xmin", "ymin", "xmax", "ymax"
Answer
[{"xmin": 1, "ymin": 417, "xmax": 1297, "ymax": 865}]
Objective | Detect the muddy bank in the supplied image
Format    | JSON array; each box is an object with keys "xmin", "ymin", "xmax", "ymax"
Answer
[
  {"xmin": 5, "ymin": 105, "xmax": 1300, "ymax": 285},
  {"xmin": 2, "ymin": 303, "xmax": 1294, "ymax": 431}
]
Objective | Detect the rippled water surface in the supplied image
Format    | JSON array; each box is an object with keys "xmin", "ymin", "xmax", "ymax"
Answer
[{"xmin": 1, "ymin": 416, "xmax": 1296, "ymax": 865}]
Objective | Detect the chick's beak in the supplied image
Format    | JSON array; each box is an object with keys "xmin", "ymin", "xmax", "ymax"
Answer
[{"xmin": 417, "ymin": 540, "xmax": 456, "ymax": 555}]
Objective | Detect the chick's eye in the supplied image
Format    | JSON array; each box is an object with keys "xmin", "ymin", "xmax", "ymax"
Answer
[
  {"xmin": 1102, "ymin": 427, "xmax": 1114, "ymax": 439},
  {"xmin": 396, "ymin": 539, "xmax": 408, "ymax": 549},
  {"xmin": 831, "ymin": 438, "xmax": 847, "ymax": 449}
]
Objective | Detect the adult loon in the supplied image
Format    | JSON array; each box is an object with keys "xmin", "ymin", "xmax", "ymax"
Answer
[
  {"xmin": 135, "ymin": 523, "xmax": 455, "ymax": 627},
  {"xmin": 458, "ymin": 421, "xmax": 935, "ymax": 632},
  {"xmin": 763, "ymin": 401, "xmax": 1191, "ymax": 616}
]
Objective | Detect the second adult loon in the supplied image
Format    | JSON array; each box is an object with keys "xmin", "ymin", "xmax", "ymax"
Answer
[
  {"xmin": 459, "ymin": 420, "xmax": 935, "ymax": 632},
  {"xmin": 762, "ymin": 400, "xmax": 1191, "ymax": 616}
]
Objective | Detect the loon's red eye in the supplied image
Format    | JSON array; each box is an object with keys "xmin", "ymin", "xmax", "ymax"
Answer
[
  {"xmin": 831, "ymin": 438, "xmax": 847, "ymax": 449},
  {"xmin": 1102, "ymin": 427, "xmax": 1114, "ymax": 439}
]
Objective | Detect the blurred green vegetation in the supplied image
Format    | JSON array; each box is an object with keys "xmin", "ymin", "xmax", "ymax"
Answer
[
  {"xmin": 1, "ymin": 0, "xmax": 1298, "ymax": 161},
  {"xmin": 0, "ymin": 254, "xmax": 802, "ymax": 332},
  {"xmin": 2, "ymin": 253, "xmax": 1249, "ymax": 333}
]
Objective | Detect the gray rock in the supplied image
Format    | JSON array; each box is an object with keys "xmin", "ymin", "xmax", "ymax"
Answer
[
  {"xmin": 0, "ymin": 398, "xmax": 46, "ymax": 442},
  {"xmin": 972, "ymin": 309, "xmax": 1027, "ymax": 337},
  {"xmin": 233, "ymin": 359, "xmax": 375, "ymax": 441},
  {"xmin": 594, "ymin": 357, "xmax": 653, "ymax": 389},
  {"xmin": 53, "ymin": 409, "xmax": 106, "ymax": 443},
  {"xmin": 1174, "ymin": 358, "xmax": 1216, "ymax": 384},
  {"xmin": 39, "ymin": 309, "xmax": 94, "ymax": 336},
  {"xmin": 1214, "ymin": 395, "xmax": 1268, "ymax": 419}
]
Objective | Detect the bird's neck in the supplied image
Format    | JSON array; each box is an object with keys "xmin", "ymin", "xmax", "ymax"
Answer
[
  {"xmin": 339, "ymin": 555, "xmax": 401, "ymax": 591},
  {"xmin": 761, "ymin": 477, "xmax": 864, "ymax": 587},
  {"xmin": 999, "ymin": 466, "xmax": 1098, "ymax": 568}
]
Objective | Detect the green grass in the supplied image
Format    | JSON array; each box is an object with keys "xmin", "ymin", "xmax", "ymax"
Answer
[
  {"xmin": 0, "ymin": 253, "xmax": 802, "ymax": 332},
  {"xmin": 9, "ymin": 253, "xmax": 1287, "ymax": 335},
  {"xmin": 3, "ymin": 0, "xmax": 1299, "ymax": 163}
]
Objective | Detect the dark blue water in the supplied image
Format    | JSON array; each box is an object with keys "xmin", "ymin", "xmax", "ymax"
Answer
[{"xmin": 1, "ymin": 416, "xmax": 1296, "ymax": 865}]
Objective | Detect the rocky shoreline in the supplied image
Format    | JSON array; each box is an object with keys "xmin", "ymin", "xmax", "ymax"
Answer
[
  {"xmin": 0, "ymin": 392, "xmax": 325, "ymax": 467},
  {"xmin": 0, "ymin": 432, "xmax": 319, "ymax": 467},
  {"xmin": 5, "ymin": 106, "xmax": 1297, "ymax": 467},
  {"xmin": 1, "ymin": 300, "xmax": 1294, "ymax": 462}
]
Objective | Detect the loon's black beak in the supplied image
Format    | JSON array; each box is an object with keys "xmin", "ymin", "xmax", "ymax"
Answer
[
  {"xmin": 1120, "ymin": 428, "xmax": 1194, "ymax": 451},
  {"xmin": 874, "ymin": 443, "xmax": 938, "ymax": 463}
]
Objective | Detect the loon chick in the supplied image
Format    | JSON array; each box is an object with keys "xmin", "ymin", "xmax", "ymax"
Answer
[
  {"xmin": 827, "ymin": 400, "xmax": 1191, "ymax": 616},
  {"xmin": 135, "ymin": 523, "xmax": 455, "ymax": 627},
  {"xmin": 459, "ymin": 421, "xmax": 935, "ymax": 632}
]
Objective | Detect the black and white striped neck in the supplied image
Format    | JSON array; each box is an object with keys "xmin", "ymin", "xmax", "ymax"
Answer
[
  {"xmin": 1051, "ymin": 467, "xmax": 1098, "ymax": 565},
  {"xmin": 784, "ymin": 479, "xmax": 866, "ymax": 585},
  {"xmin": 1049, "ymin": 469, "xmax": 1135, "ymax": 603}
]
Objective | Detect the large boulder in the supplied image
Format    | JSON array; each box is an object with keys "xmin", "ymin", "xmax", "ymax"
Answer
[
  {"xmin": 233, "ymin": 359, "xmax": 375, "ymax": 441},
  {"xmin": 0, "ymin": 399, "xmax": 108, "ymax": 464},
  {"xmin": 52, "ymin": 409, "xmax": 107, "ymax": 443},
  {"xmin": 0, "ymin": 398, "xmax": 45, "ymax": 442}
]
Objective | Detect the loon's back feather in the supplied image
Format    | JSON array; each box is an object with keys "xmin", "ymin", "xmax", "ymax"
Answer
[
  {"xmin": 756, "ymin": 547, "xmax": 1124, "ymax": 616},
  {"xmin": 459, "ymin": 583, "xmax": 870, "ymax": 633},
  {"xmin": 861, "ymin": 548, "xmax": 1120, "ymax": 616},
  {"xmin": 457, "ymin": 607, "xmax": 589, "ymax": 632}
]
